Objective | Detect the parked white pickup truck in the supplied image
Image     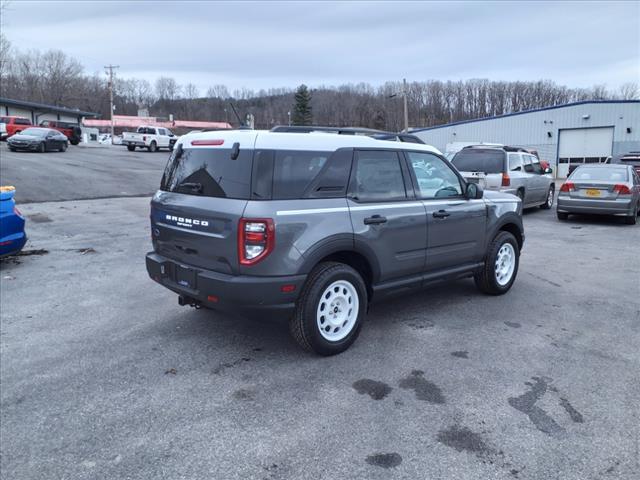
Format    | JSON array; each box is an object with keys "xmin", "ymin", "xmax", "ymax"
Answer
[{"xmin": 122, "ymin": 126, "xmax": 177, "ymax": 152}]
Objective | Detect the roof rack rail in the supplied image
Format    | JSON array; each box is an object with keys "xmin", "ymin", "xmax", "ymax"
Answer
[{"xmin": 269, "ymin": 125, "xmax": 425, "ymax": 144}]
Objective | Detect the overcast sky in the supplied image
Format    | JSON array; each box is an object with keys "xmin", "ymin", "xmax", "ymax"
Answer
[{"xmin": 3, "ymin": 1, "xmax": 639, "ymax": 93}]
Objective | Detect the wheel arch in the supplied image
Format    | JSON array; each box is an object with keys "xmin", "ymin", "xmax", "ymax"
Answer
[
  {"xmin": 493, "ymin": 214, "xmax": 524, "ymax": 250},
  {"xmin": 298, "ymin": 237, "xmax": 380, "ymax": 298}
]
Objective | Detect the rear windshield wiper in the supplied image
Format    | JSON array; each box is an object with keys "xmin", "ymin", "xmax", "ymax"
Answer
[{"xmin": 175, "ymin": 182, "xmax": 203, "ymax": 194}]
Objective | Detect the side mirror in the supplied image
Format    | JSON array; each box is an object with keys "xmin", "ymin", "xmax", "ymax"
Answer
[
  {"xmin": 466, "ymin": 182, "xmax": 483, "ymax": 199},
  {"xmin": 544, "ymin": 167, "xmax": 553, "ymax": 174}
]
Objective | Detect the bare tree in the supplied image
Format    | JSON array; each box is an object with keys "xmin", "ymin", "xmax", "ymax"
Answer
[
  {"xmin": 619, "ymin": 82, "xmax": 639, "ymax": 100},
  {"xmin": 184, "ymin": 83, "xmax": 199, "ymax": 99},
  {"xmin": 155, "ymin": 76, "xmax": 180, "ymax": 101}
]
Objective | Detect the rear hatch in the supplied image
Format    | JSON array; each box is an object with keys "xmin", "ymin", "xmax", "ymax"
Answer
[
  {"xmin": 451, "ymin": 148, "xmax": 506, "ymax": 190},
  {"xmin": 151, "ymin": 132, "xmax": 257, "ymax": 275}
]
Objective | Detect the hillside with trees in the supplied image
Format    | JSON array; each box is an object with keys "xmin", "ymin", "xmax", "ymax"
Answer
[{"xmin": 1, "ymin": 42, "xmax": 637, "ymax": 131}]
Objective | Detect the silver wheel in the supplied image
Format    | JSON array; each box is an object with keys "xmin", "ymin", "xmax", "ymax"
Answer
[
  {"xmin": 546, "ymin": 188, "xmax": 553, "ymax": 207},
  {"xmin": 316, "ymin": 280, "xmax": 359, "ymax": 342},
  {"xmin": 495, "ymin": 243, "xmax": 516, "ymax": 286}
]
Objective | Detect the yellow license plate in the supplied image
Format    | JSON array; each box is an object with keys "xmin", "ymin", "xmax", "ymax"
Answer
[{"xmin": 586, "ymin": 189, "xmax": 601, "ymax": 197}]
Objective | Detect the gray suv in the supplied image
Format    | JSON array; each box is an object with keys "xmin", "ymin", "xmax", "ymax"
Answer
[
  {"xmin": 452, "ymin": 146, "xmax": 556, "ymax": 209},
  {"xmin": 146, "ymin": 130, "xmax": 524, "ymax": 355}
]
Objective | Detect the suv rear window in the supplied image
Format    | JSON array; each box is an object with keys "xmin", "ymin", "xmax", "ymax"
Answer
[
  {"xmin": 161, "ymin": 147, "xmax": 252, "ymax": 199},
  {"xmin": 452, "ymin": 149, "xmax": 505, "ymax": 174}
]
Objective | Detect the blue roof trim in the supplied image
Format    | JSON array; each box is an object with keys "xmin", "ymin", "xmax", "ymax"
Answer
[{"xmin": 409, "ymin": 100, "xmax": 640, "ymax": 133}]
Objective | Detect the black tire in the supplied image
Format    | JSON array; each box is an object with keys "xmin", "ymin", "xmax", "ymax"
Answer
[
  {"xmin": 59, "ymin": 142, "xmax": 67, "ymax": 152},
  {"xmin": 474, "ymin": 231, "xmax": 519, "ymax": 295},
  {"xmin": 148, "ymin": 141, "xmax": 157, "ymax": 153},
  {"xmin": 289, "ymin": 261, "xmax": 367, "ymax": 356},
  {"xmin": 9, "ymin": 147, "xmax": 16, "ymax": 152},
  {"xmin": 625, "ymin": 204, "xmax": 638, "ymax": 225},
  {"xmin": 540, "ymin": 186, "xmax": 554, "ymax": 209},
  {"xmin": 38, "ymin": 142, "xmax": 45, "ymax": 153},
  {"xmin": 516, "ymin": 189, "xmax": 525, "ymax": 201},
  {"xmin": 127, "ymin": 145, "xmax": 135, "ymax": 152},
  {"xmin": 557, "ymin": 211, "xmax": 569, "ymax": 221},
  {"xmin": 70, "ymin": 139, "xmax": 80, "ymax": 146}
]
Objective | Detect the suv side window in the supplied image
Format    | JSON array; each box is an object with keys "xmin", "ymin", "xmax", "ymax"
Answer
[
  {"xmin": 15, "ymin": 118, "xmax": 31, "ymax": 125},
  {"xmin": 508, "ymin": 153, "xmax": 523, "ymax": 171},
  {"xmin": 529, "ymin": 156, "xmax": 543, "ymax": 174},
  {"xmin": 522, "ymin": 155, "xmax": 534, "ymax": 173},
  {"xmin": 352, "ymin": 150, "xmax": 406, "ymax": 201},
  {"xmin": 406, "ymin": 151, "xmax": 463, "ymax": 198},
  {"xmin": 272, "ymin": 150, "xmax": 329, "ymax": 200}
]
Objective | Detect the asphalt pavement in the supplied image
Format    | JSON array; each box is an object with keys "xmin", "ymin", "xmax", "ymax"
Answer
[
  {"xmin": 0, "ymin": 143, "xmax": 168, "ymax": 203},
  {"xmin": 1, "ymin": 193, "xmax": 639, "ymax": 479}
]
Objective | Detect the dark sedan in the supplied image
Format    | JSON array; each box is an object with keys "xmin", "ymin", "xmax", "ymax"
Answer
[{"xmin": 7, "ymin": 127, "xmax": 68, "ymax": 153}]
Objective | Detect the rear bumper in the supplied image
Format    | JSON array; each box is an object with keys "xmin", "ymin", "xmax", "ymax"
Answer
[
  {"xmin": 146, "ymin": 252, "xmax": 306, "ymax": 318},
  {"xmin": 123, "ymin": 141, "xmax": 146, "ymax": 147},
  {"xmin": 0, "ymin": 232, "xmax": 27, "ymax": 258},
  {"xmin": 557, "ymin": 196, "xmax": 635, "ymax": 216}
]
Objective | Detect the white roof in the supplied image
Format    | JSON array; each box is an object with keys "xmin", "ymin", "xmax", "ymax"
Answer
[{"xmin": 178, "ymin": 129, "xmax": 441, "ymax": 154}]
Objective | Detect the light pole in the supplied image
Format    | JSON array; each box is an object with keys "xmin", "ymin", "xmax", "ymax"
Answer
[
  {"xmin": 388, "ymin": 78, "xmax": 409, "ymax": 132},
  {"xmin": 287, "ymin": 111, "xmax": 291, "ymax": 126}
]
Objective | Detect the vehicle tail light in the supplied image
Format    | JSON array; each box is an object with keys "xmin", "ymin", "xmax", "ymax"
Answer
[
  {"xmin": 560, "ymin": 182, "xmax": 575, "ymax": 193},
  {"xmin": 501, "ymin": 172, "xmax": 510, "ymax": 187},
  {"xmin": 238, "ymin": 218, "xmax": 275, "ymax": 265},
  {"xmin": 613, "ymin": 184, "xmax": 631, "ymax": 195}
]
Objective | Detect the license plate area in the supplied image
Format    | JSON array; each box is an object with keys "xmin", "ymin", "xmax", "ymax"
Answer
[
  {"xmin": 175, "ymin": 264, "xmax": 197, "ymax": 289},
  {"xmin": 585, "ymin": 189, "xmax": 601, "ymax": 197}
]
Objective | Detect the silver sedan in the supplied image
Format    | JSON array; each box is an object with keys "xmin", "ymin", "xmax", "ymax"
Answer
[{"xmin": 557, "ymin": 164, "xmax": 640, "ymax": 225}]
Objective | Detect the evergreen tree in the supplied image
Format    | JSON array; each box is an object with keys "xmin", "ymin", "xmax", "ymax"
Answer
[{"xmin": 292, "ymin": 84, "xmax": 313, "ymax": 125}]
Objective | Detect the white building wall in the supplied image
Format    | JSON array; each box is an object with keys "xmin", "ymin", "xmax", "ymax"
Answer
[
  {"xmin": 4, "ymin": 107, "xmax": 34, "ymax": 122},
  {"xmin": 413, "ymin": 102, "xmax": 640, "ymax": 167}
]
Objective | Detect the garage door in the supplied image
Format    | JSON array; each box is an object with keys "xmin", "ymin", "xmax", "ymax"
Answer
[{"xmin": 558, "ymin": 127, "xmax": 614, "ymax": 178}]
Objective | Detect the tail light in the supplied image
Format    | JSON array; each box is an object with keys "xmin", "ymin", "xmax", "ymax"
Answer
[
  {"xmin": 613, "ymin": 184, "xmax": 631, "ymax": 195},
  {"xmin": 238, "ymin": 218, "xmax": 275, "ymax": 266},
  {"xmin": 501, "ymin": 172, "xmax": 510, "ymax": 187},
  {"xmin": 560, "ymin": 182, "xmax": 575, "ymax": 193}
]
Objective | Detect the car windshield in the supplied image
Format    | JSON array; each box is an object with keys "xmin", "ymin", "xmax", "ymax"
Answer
[
  {"xmin": 20, "ymin": 128, "xmax": 48, "ymax": 137},
  {"xmin": 452, "ymin": 149, "xmax": 505, "ymax": 174},
  {"xmin": 571, "ymin": 167, "xmax": 628, "ymax": 182}
]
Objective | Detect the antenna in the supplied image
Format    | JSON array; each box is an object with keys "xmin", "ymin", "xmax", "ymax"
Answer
[{"xmin": 229, "ymin": 102, "xmax": 244, "ymax": 127}]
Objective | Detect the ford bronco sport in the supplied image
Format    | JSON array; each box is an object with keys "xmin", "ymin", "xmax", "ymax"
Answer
[{"xmin": 146, "ymin": 130, "xmax": 524, "ymax": 355}]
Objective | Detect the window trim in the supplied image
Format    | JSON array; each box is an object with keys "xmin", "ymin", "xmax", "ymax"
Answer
[
  {"xmin": 347, "ymin": 149, "xmax": 412, "ymax": 203},
  {"xmin": 402, "ymin": 149, "xmax": 468, "ymax": 201}
]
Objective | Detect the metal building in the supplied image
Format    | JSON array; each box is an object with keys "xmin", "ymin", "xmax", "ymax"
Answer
[
  {"xmin": 411, "ymin": 100, "xmax": 640, "ymax": 178},
  {"xmin": 0, "ymin": 97, "xmax": 99, "ymax": 126}
]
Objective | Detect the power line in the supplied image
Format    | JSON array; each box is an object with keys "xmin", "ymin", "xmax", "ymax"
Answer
[{"xmin": 104, "ymin": 64, "xmax": 120, "ymax": 141}]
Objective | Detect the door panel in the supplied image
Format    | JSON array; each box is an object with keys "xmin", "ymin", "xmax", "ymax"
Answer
[
  {"xmin": 404, "ymin": 150, "xmax": 487, "ymax": 271},
  {"xmin": 423, "ymin": 199, "xmax": 486, "ymax": 271},
  {"xmin": 348, "ymin": 150, "xmax": 427, "ymax": 282}
]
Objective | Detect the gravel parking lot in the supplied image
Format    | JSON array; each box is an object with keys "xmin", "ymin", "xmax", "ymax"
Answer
[{"xmin": 1, "ymin": 146, "xmax": 639, "ymax": 480}]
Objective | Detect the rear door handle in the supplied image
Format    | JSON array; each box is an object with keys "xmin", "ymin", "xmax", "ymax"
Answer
[
  {"xmin": 432, "ymin": 210, "xmax": 450, "ymax": 219},
  {"xmin": 364, "ymin": 215, "xmax": 387, "ymax": 225}
]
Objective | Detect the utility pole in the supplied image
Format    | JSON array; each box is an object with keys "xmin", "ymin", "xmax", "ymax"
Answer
[
  {"xmin": 403, "ymin": 78, "xmax": 409, "ymax": 132},
  {"xmin": 104, "ymin": 64, "xmax": 119, "ymax": 143}
]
